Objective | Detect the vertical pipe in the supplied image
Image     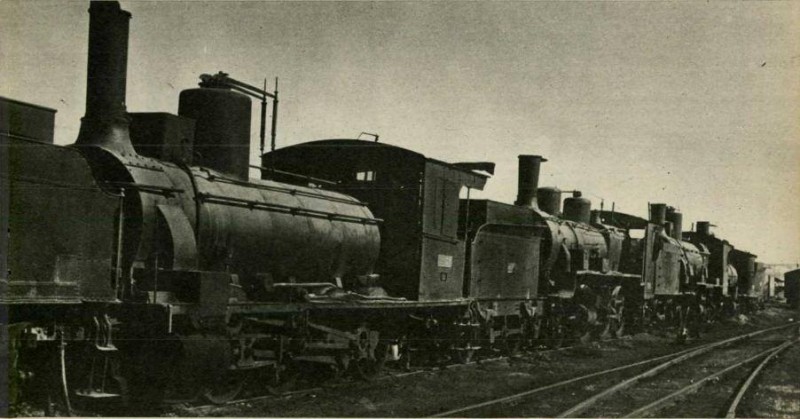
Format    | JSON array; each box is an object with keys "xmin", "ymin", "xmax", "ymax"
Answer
[
  {"xmin": 58, "ymin": 332, "xmax": 73, "ymax": 415},
  {"xmin": 611, "ymin": 202, "xmax": 615, "ymax": 224},
  {"xmin": 115, "ymin": 190, "xmax": 125, "ymax": 299},
  {"xmin": 463, "ymin": 187, "xmax": 471, "ymax": 241},
  {"xmin": 515, "ymin": 155, "xmax": 547, "ymax": 207},
  {"xmin": 271, "ymin": 78, "xmax": 279, "ymax": 151},
  {"xmin": 260, "ymin": 78, "xmax": 267, "ymax": 156},
  {"xmin": 666, "ymin": 207, "xmax": 683, "ymax": 241},
  {"xmin": 75, "ymin": 1, "xmax": 135, "ymax": 154},
  {"xmin": 649, "ymin": 203, "xmax": 667, "ymax": 225}
]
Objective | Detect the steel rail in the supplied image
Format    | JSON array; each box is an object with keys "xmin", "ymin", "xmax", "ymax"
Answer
[
  {"xmin": 183, "ymin": 345, "xmax": 578, "ymax": 412},
  {"xmin": 556, "ymin": 322, "xmax": 797, "ymax": 418},
  {"xmin": 624, "ymin": 333, "xmax": 800, "ymax": 418},
  {"xmin": 427, "ymin": 322, "xmax": 795, "ymax": 418},
  {"xmin": 186, "ymin": 356, "xmax": 511, "ymax": 412},
  {"xmin": 724, "ymin": 332, "xmax": 800, "ymax": 418},
  {"xmin": 430, "ymin": 342, "xmax": 707, "ymax": 418}
]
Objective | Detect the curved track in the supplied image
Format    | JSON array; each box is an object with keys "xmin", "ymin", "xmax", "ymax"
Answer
[
  {"xmin": 429, "ymin": 322, "xmax": 797, "ymax": 418},
  {"xmin": 724, "ymin": 336, "xmax": 800, "ymax": 418}
]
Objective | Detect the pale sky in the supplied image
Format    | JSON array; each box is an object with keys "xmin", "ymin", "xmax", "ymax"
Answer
[{"xmin": 1, "ymin": 1, "xmax": 798, "ymax": 263}]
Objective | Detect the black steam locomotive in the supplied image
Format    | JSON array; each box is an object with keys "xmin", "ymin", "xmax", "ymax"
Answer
[{"xmin": 1, "ymin": 1, "xmax": 767, "ymax": 413}]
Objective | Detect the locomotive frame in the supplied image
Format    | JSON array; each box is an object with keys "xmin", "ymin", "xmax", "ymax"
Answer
[{"xmin": 1, "ymin": 1, "xmax": 771, "ymax": 414}]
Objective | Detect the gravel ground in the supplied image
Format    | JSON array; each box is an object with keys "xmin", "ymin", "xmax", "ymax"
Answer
[
  {"xmin": 168, "ymin": 305, "xmax": 799, "ymax": 418},
  {"xmin": 739, "ymin": 331, "xmax": 800, "ymax": 418}
]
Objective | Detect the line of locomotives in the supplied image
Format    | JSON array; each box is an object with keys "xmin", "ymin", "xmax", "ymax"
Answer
[{"xmin": 1, "ymin": 1, "xmax": 769, "ymax": 413}]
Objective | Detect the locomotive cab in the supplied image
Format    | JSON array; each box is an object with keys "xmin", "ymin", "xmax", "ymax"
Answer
[{"xmin": 262, "ymin": 139, "xmax": 488, "ymax": 302}]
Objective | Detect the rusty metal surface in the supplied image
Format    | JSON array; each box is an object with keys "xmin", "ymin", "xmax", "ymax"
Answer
[
  {"xmin": 1, "ymin": 133, "xmax": 8, "ymax": 282},
  {"xmin": 729, "ymin": 249, "xmax": 758, "ymax": 298},
  {"xmin": 0, "ymin": 97, "xmax": 56, "ymax": 143},
  {"xmin": 179, "ymin": 88, "xmax": 252, "ymax": 179},
  {"xmin": 93, "ymin": 150, "xmax": 196, "ymax": 280},
  {"xmin": 683, "ymin": 230, "xmax": 733, "ymax": 292},
  {"xmin": 641, "ymin": 224, "xmax": 699, "ymax": 297},
  {"xmin": 666, "ymin": 207, "xmax": 683, "ymax": 241},
  {"xmin": 680, "ymin": 240, "xmax": 709, "ymax": 287},
  {"xmin": 563, "ymin": 194, "xmax": 591, "ymax": 224},
  {"xmin": 547, "ymin": 220, "xmax": 608, "ymax": 294},
  {"xmin": 129, "ymin": 112, "xmax": 195, "ymax": 164},
  {"xmin": 537, "ymin": 187, "xmax": 562, "ymax": 216},
  {"xmin": 649, "ymin": 203, "xmax": 667, "ymax": 225},
  {"xmin": 2, "ymin": 138, "xmax": 119, "ymax": 303},
  {"xmin": 469, "ymin": 224, "xmax": 540, "ymax": 304},
  {"xmin": 262, "ymin": 139, "xmax": 487, "ymax": 302},
  {"xmin": 418, "ymin": 237, "xmax": 466, "ymax": 301},
  {"xmin": 785, "ymin": 269, "xmax": 800, "ymax": 309},
  {"xmin": 601, "ymin": 226, "xmax": 627, "ymax": 272},
  {"xmin": 597, "ymin": 210, "xmax": 649, "ymax": 230},
  {"xmin": 74, "ymin": 1, "xmax": 135, "ymax": 156},
  {"xmin": 192, "ymin": 167, "xmax": 380, "ymax": 294},
  {"xmin": 726, "ymin": 264, "xmax": 739, "ymax": 296},
  {"xmin": 752, "ymin": 262, "xmax": 768, "ymax": 301},
  {"xmin": 155, "ymin": 204, "xmax": 199, "ymax": 270},
  {"xmin": 514, "ymin": 155, "xmax": 546, "ymax": 207}
]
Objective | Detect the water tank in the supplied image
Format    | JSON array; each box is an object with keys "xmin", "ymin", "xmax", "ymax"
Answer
[
  {"xmin": 537, "ymin": 187, "xmax": 562, "ymax": 216},
  {"xmin": 179, "ymin": 87, "xmax": 251, "ymax": 179},
  {"xmin": 563, "ymin": 191, "xmax": 591, "ymax": 224}
]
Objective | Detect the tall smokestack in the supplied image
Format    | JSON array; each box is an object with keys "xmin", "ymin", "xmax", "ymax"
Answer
[
  {"xmin": 75, "ymin": 1, "xmax": 135, "ymax": 155},
  {"xmin": 649, "ymin": 203, "xmax": 666, "ymax": 226},
  {"xmin": 515, "ymin": 155, "xmax": 546, "ymax": 207},
  {"xmin": 666, "ymin": 206, "xmax": 683, "ymax": 241}
]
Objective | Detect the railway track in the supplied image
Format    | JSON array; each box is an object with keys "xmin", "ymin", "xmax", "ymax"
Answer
[
  {"xmin": 724, "ymin": 335, "xmax": 799, "ymax": 418},
  {"xmin": 177, "ymin": 341, "xmax": 598, "ymax": 414},
  {"xmin": 430, "ymin": 322, "xmax": 798, "ymax": 418},
  {"xmin": 567, "ymin": 328, "xmax": 800, "ymax": 418},
  {"xmin": 181, "ymin": 355, "xmax": 509, "ymax": 413}
]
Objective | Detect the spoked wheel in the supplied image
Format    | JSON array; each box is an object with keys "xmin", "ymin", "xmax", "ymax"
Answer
[
  {"xmin": 614, "ymin": 306, "xmax": 626, "ymax": 339},
  {"xmin": 603, "ymin": 286, "xmax": 626, "ymax": 340},
  {"xmin": 675, "ymin": 304, "xmax": 690, "ymax": 344},
  {"xmin": 576, "ymin": 305, "xmax": 598, "ymax": 344},
  {"xmin": 450, "ymin": 325, "xmax": 479, "ymax": 364},
  {"xmin": 354, "ymin": 342, "xmax": 388, "ymax": 381},
  {"xmin": 542, "ymin": 314, "xmax": 567, "ymax": 349},
  {"xmin": 452, "ymin": 346, "xmax": 475, "ymax": 364},
  {"xmin": 202, "ymin": 370, "xmax": 246, "ymax": 405},
  {"xmin": 505, "ymin": 336, "xmax": 523, "ymax": 356},
  {"xmin": 43, "ymin": 336, "xmax": 73, "ymax": 417},
  {"xmin": 266, "ymin": 360, "xmax": 299, "ymax": 395},
  {"xmin": 522, "ymin": 314, "xmax": 543, "ymax": 350}
]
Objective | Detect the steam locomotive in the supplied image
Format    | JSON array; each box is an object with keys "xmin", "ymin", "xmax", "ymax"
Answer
[{"xmin": 0, "ymin": 1, "xmax": 767, "ymax": 413}]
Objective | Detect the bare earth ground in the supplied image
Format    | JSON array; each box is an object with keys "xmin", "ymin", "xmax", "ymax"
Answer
[{"xmin": 167, "ymin": 305, "xmax": 799, "ymax": 418}]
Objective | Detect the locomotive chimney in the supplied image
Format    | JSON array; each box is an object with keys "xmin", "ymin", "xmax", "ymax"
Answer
[
  {"xmin": 74, "ymin": 1, "xmax": 135, "ymax": 155},
  {"xmin": 697, "ymin": 221, "xmax": 711, "ymax": 236},
  {"xmin": 666, "ymin": 206, "xmax": 683, "ymax": 241},
  {"xmin": 515, "ymin": 155, "xmax": 547, "ymax": 208},
  {"xmin": 663, "ymin": 221, "xmax": 673, "ymax": 238},
  {"xmin": 649, "ymin": 203, "xmax": 667, "ymax": 226}
]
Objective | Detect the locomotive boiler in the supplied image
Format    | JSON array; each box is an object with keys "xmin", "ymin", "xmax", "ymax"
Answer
[
  {"xmin": 2, "ymin": 1, "xmax": 773, "ymax": 414},
  {"xmin": 3, "ymin": 1, "xmax": 392, "ymax": 410}
]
